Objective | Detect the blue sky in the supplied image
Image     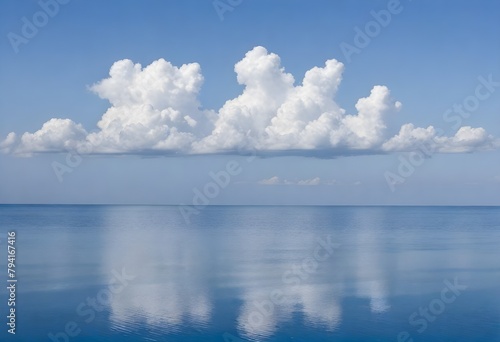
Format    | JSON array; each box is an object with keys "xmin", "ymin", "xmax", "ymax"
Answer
[{"xmin": 0, "ymin": 0, "xmax": 499, "ymax": 205}]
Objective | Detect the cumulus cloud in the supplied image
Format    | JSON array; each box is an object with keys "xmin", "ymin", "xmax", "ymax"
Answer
[
  {"xmin": 195, "ymin": 47, "xmax": 401, "ymax": 153},
  {"xmin": 0, "ymin": 132, "xmax": 17, "ymax": 154},
  {"xmin": 4, "ymin": 119, "xmax": 88, "ymax": 156},
  {"xmin": 383, "ymin": 124, "xmax": 498, "ymax": 153},
  {"xmin": 1, "ymin": 46, "xmax": 497, "ymax": 157},
  {"xmin": 84, "ymin": 58, "xmax": 216, "ymax": 154}
]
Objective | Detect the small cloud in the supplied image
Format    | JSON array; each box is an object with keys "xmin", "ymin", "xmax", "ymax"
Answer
[
  {"xmin": 257, "ymin": 176, "xmax": 335, "ymax": 186},
  {"xmin": 382, "ymin": 124, "xmax": 498, "ymax": 153},
  {"xmin": 354, "ymin": 181, "xmax": 362, "ymax": 186},
  {"xmin": 297, "ymin": 177, "xmax": 321, "ymax": 186},
  {"xmin": 258, "ymin": 176, "xmax": 281, "ymax": 185}
]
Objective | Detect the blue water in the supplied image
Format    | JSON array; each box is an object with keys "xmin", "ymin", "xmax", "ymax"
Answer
[{"xmin": 0, "ymin": 205, "xmax": 499, "ymax": 341}]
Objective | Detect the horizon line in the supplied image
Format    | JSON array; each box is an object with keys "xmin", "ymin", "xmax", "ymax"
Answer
[{"xmin": 0, "ymin": 204, "xmax": 499, "ymax": 207}]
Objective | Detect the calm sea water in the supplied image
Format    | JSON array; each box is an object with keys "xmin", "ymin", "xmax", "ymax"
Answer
[{"xmin": 0, "ymin": 205, "xmax": 499, "ymax": 341}]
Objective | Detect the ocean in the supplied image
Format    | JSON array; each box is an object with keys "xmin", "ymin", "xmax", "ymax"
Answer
[{"xmin": 0, "ymin": 205, "xmax": 499, "ymax": 341}]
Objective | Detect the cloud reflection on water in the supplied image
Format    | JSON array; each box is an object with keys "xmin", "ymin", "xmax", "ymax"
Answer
[{"xmin": 88, "ymin": 206, "xmax": 500, "ymax": 338}]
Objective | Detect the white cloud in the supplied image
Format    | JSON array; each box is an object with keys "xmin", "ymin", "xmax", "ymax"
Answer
[
  {"xmin": 1, "ymin": 46, "xmax": 497, "ymax": 157},
  {"xmin": 82, "ymin": 58, "xmax": 216, "ymax": 154},
  {"xmin": 383, "ymin": 124, "xmax": 498, "ymax": 153},
  {"xmin": 10, "ymin": 119, "xmax": 87, "ymax": 156},
  {"xmin": 258, "ymin": 176, "xmax": 333, "ymax": 186},
  {"xmin": 258, "ymin": 176, "xmax": 282, "ymax": 185},
  {"xmin": 0, "ymin": 132, "xmax": 17, "ymax": 154},
  {"xmin": 297, "ymin": 177, "xmax": 321, "ymax": 186},
  {"xmin": 195, "ymin": 48, "xmax": 401, "ymax": 153}
]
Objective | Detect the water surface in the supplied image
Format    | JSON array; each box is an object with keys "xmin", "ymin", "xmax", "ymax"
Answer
[{"xmin": 0, "ymin": 205, "xmax": 499, "ymax": 341}]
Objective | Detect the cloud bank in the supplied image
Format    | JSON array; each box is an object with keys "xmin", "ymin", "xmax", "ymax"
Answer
[{"xmin": 1, "ymin": 46, "xmax": 497, "ymax": 157}]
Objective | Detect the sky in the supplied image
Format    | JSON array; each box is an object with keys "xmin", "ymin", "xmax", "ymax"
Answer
[{"xmin": 0, "ymin": 0, "xmax": 499, "ymax": 205}]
